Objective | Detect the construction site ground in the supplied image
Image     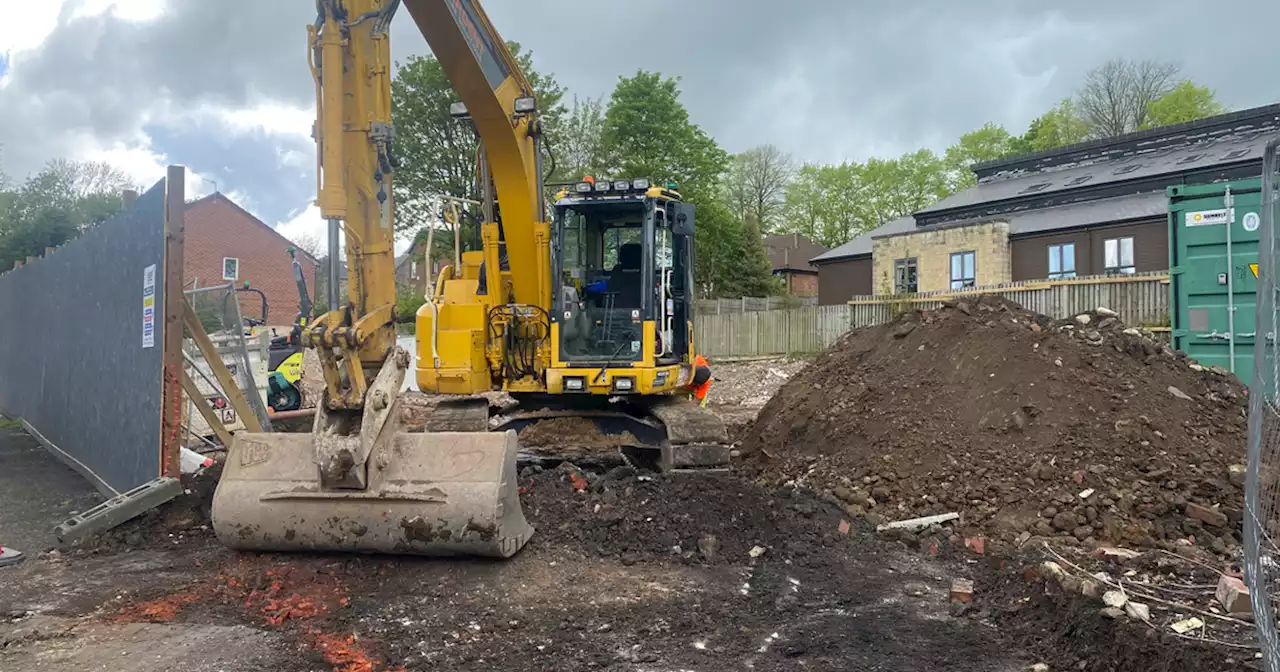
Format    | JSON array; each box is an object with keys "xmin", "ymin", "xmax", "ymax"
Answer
[{"xmin": 0, "ymin": 344, "xmax": 1254, "ymax": 671}]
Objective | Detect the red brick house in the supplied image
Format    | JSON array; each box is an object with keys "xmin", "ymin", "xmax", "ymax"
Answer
[
  {"xmin": 763, "ymin": 233, "xmax": 828, "ymax": 297},
  {"xmin": 184, "ymin": 193, "xmax": 318, "ymax": 327}
]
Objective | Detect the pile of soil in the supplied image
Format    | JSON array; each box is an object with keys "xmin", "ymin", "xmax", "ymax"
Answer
[{"xmin": 743, "ymin": 295, "xmax": 1248, "ymax": 557}]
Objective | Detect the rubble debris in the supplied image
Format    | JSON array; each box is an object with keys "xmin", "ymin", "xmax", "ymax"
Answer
[
  {"xmin": 1092, "ymin": 546, "xmax": 1141, "ymax": 564},
  {"xmin": 875, "ymin": 512, "xmax": 960, "ymax": 533},
  {"xmin": 1167, "ymin": 386, "xmax": 1193, "ymax": 401},
  {"xmin": 697, "ymin": 534, "xmax": 720, "ymax": 560},
  {"xmin": 1124, "ymin": 601, "xmax": 1151, "ymax": 622},
  {"xmin": 1170, "ymin": 617, "xmax": 1205, "ymax": 634},
  {"xmin": 950, "ymin": 578, "xmax": 974, "ymax": 603},
  {"xmin": 1186, "ymin": 502, "xmax": 1228, "ymax": 528},
  {"xmin": 0, "ymin": 546, "xmax": 23, "ymax": 568},
  {"xmin": 1102, "ymin": 590, "xmax": 1128, "ymax": 609},
  {"xmin": 1215, "ymin": 576, "xmax": 1251, "ymax": 614},
  {"xmin": 745, "ymin": 295, "xmax": 1246, "ymax": 557}
]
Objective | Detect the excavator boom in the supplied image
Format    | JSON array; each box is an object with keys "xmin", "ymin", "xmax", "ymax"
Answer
[{"xmin": 211, "ymin": 0, "xmax": 533, "ymax": 558}]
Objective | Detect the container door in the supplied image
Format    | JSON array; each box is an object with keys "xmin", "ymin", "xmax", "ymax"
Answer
[{"xmin": 1169, "ymin": 179, "xmax": 1263, "ymax": 384}]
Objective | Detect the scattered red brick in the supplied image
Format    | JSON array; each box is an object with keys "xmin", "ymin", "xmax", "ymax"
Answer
[
  {"xmin": 1215, "ymin": 575, "xmax": 1251, "ymax": 614},
  {"xmin": 838, "ymin": 519, "xmax": 851, "ymax": 535},
  {"xmin": 1186, "ymin": 502, "xmax": 1228, "ymax": 528},
  {"xmin": 950, "ymin": 578, "xmax": 975, "ymax": 603},
  {"xmin": 964, "ymin": 536, "xmax": 986, "ymax": 555},
  {"xmin": 569, "ymin": 472, "xmax": 589, "ymax": 491}
]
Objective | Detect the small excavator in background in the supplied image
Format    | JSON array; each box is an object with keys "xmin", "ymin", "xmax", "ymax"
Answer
[{"xmin": 212, "ymin": 0, "xmax": 726, "ymax": 559}]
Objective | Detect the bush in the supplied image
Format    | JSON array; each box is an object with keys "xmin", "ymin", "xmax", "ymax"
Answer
[{"xmin": 395, "ymin": 288, "xmax": 426, "ymax": 323}]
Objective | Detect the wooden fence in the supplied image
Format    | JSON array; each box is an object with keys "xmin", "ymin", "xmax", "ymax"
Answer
[
  {"xmin": 694, "ymin": 272, "xmax": 1170, "ymax": 359},
  {"xmin": 696, "ymin": 295, "xmax": 817, "ymax": 314}
]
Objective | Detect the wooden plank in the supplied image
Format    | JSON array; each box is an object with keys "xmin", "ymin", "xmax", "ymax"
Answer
[
  {"xmin": 179, "ymin": 368, "xmax": 235, "ymax": 447},
  {"xmin": 159, "ymin": 165, "xmax": 186, "ymax": 479},
  {"xmin": 182, "ymin": 295, "xmax": 263, "ymax": 434}
]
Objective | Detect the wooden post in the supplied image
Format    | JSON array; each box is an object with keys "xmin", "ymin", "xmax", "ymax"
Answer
[{"xmin": 160, "ymin": 166, "xmax": 186, "ymax": 479}]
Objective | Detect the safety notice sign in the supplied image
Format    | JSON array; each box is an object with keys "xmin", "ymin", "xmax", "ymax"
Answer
[{"xmin": 143, "ymin": 263, "xmax": 156, "ymax": 348}]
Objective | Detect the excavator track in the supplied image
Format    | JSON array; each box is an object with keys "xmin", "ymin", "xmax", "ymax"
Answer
[{"xmin": 643, "ymin": 397, "xmax": 732, "ymax": 471}]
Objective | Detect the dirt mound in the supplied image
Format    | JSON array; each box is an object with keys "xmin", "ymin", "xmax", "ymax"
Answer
[{"xmin": 743, "ymin": 295, "xmax": 1247, "ymax": 556}]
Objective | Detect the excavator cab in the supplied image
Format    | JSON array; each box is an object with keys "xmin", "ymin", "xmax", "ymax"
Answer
[{"xmin": 552, "ymin": 181, "xmax": 695, "ymax": 376}]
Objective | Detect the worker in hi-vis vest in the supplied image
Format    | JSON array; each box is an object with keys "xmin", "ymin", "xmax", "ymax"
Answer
[{"xmin": 689, "ymin": 354, "xmax": 712, "ymax": 408}]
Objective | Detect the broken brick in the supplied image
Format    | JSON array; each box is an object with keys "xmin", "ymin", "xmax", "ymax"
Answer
[
  {"xmin": 964, "ymin": 536, "xmax": 986, "ymax": 555},
  {"xmin": 1215, "ymin": 575, "xmax": 1251, "ymax": 614},
  {"xmin": 838, "ymin": 520, "xmax": 851, "ymax": 535},
  {"xmin": 1186, "ymin": 502, "xmax": 1228, "ymax": 528},
  {"xmin": 950, "ymin": 578, "xmax": 974, "ymax": 603}
]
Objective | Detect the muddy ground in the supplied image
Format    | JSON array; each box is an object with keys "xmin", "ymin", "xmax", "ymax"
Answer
[{"xmin": 0, "ymin": 358, "xmax": 1256, "ymax": 672}]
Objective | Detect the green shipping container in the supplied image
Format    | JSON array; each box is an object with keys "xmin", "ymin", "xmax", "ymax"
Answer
[{"xmin": 1168, "ymin": 178, "xmax": 1263, "ymax": 383}]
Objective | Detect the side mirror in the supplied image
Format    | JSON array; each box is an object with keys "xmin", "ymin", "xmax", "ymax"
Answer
[{"xmin": 672, "ymin": 203, "xmax": 695, "ymax": 236}]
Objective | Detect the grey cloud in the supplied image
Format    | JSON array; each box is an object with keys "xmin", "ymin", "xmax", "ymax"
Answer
[{"xmin": 1, "ymin": 0, "xmax": 1276, "ymax": 228}]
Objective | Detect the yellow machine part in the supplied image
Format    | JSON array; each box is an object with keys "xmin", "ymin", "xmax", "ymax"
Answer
[{"xmin": 212, "ymin": 430, "xmax": 531, "ymax": 557}]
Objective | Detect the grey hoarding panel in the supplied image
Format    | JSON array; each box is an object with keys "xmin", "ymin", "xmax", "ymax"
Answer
[{"xmin": 0, "ymin": 179, "xmax": 166, "ymax": 495}]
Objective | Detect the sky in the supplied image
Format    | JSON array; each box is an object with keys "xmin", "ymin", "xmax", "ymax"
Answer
[{"xmin": 2, "ymin": 0, "xmax": 1278, "ymax": 252}]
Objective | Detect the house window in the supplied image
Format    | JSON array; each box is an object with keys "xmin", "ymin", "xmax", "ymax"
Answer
[
  {"xmin": 1048, "ymin": 243, "xmax": 1076, "ymax": 279},
  {"xmin": 410, "ymin": 260, "xmax": 418, "ymax": 279},
  {"xmin": 894, "ymin": 258, "xmax": 918, "ymax": 294},
  {"xmin": 950, "ymin": 251, "xmax": 976, "ymax": 289},
  {"xmin": 1104, "ymin": 237, "xmax": 1135, "ymax": 275},
  {"xmin": 222, "ymin": 257, "xmax": 239, "ymax": 281}
]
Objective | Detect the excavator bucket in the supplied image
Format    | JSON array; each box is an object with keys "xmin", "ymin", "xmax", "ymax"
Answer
[{"xmin": 211, "ymin": 349, "xmax": 533, "ymax": 558}]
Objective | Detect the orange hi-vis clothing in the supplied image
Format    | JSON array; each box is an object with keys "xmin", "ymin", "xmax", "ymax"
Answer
[{"xmin": 690, "ymin": 355, "xmax": 711, "ymax": 407}]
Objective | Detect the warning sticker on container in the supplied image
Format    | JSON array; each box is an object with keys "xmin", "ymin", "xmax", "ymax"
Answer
[
  {"xmin": 142, "ymin": 263, "xmax": 156, "ymax": 348},
  {"xmin": 1185, "ymin": 208, "xmax": 1233, "ymax": 227},
  {"xmin": 1251, "ymin": 263, "xmax": 1259, "ymax": 278}
]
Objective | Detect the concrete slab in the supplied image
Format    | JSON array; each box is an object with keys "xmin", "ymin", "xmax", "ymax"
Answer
[{"xmin": 0, "ymin": 430, "xmax": 101, "ymax": 554}]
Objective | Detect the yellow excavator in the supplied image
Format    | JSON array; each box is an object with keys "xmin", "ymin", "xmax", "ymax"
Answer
[{"xmin": 211, "ymin": 0, "xmax": 727, "ymax": 558}]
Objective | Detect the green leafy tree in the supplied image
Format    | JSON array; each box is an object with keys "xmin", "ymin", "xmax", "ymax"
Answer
[
  {"xmin": 1014, "ymin": 99, "xmax": 1090, "ymax": 153},
  {"xmin": 391, "ymin": 41, "xmax": 565, "ymax": 233},
  {"xmin": 596, "ymin": 71, "xmax": 770, "ymax": 297},
  {"xmin": 944, "ymin": 123, "xmax": 1016, "ymax": 189},
  {"xmin": 552, "ymin": 95, "xmax": 606, "ymax": 182},
  {"xmin": 862, "ymin": 149, "xmax": 950, "ymax": 222},
  {"xmin": 1143, "ymin": 80, "xmax": 1230, "ymax": 128},
  {"xmin": 723, "ymin": 214, "xmax": 781, "ymax": 297},
  {"xmin": 781, "ymin": 164, "xmax": 826, "ymax": 243},
  {"xmin": 0, "ymin": 159, "xmax": 134, "ymax": 270},
  {"xmin": 598, "ymin": 71, "xmax": 728, "ymax": 200}
]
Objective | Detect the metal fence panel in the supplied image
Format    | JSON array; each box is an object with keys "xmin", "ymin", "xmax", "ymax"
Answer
[
  {"xmin": 0, "ymin": 181, "xmax": 167, "ymax": 496},
  {"xmin": 1246, "ymin": 136, "xmax": 1280, "ymax": 670}
]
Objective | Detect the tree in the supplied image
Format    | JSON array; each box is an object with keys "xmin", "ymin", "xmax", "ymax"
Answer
[
  {"xmin": 724, "ymin": 144, "xmax": 794, "ymax": 233},
  {"xmin": 944, "ymin": 123, "xmax": 1016, "ymax": 190},
  {"xmin": 781, "ymin": 164, "xmax": 826, "ymax": 243},
  {"xmin": 598, "ymin": 71, "xmax": 728, "ymax": 201},
  {"xmin": 289, "ymin": 233, "xmax": 326, "ymax": 260},
  {"xmin": 722, "ymin": 214, "xmax": 781, "ymax": 297},
  {"xmin": 391, "ymin": 41, "xmax": 565, "ymax": 233},
  {"xmin": 1015, "ymin": 99, "xmax": 1090, "ymax": 153},
  {"xmin": 862, "ymin": 149, "xmax": 950, "ymax": 223},
  {"xmin": 1143, "ymin": 80, "xmax": 1230, "ymax": 129},
  {"xmin": 552, "ymin": 95, "xmax": 606, "ymax": 182},
  {"xmin": 596, "ymin": 71, "xmax": 764, "ymax": 296},
  {"xmin": 1075, "ymin": 58, "xmax": 1181, "ymax": 137},
  {"xmin": 0, "ymin": 158, "xmax": 132, "ymax": 270}
]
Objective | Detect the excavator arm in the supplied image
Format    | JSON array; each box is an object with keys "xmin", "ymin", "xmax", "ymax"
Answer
[
  {"xmin": 304, "ymin": 0, "xmax": 400, "ymax": 409},
  {"xmin": 402, "ymin": 0, "xmax": 550, "ymax": 310}
]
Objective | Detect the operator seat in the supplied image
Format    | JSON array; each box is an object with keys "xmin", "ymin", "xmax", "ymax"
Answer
[{"xmin": 611, "ymin": 242, "xmax": 643, "ymax": 309}]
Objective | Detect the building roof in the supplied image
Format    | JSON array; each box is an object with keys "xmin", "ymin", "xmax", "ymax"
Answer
[
  {"xmin": 810, "ymin": 216, "xmax": 916, "ymax": 263},
  {"xmin": 918, "ymin": 104, "xmax": 1280, "ymax": 220},
  {"xmin": 763, "ymin": 233, "xmax": 829, "ymax": 272},
  {"xmin": 186, "ymin": 192, "xmax": 320, "ymax": 265},
  {"xmin": 873, "ymin": 191, "xmax": 1168, "ymax": 242}
]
